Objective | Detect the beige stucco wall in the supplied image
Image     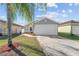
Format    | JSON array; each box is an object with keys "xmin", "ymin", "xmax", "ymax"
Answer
[
  {"xmin": 12, "ymin": 25, "xmax": 22, "ymax": 34},
  {"xmin": 24, "ymin": 24, "xmax": 33, "ymax": 32},
  {"xmin": 0, "ymin": 22, "xmax": 22, "ymax": 35},
  {"xmin": 0, "ymin": 22, "xmax": 7, "ymax": 35},
  {"xmin": 72, "ymin": 26, "xmax": 79, "ymax": 36},
  {"xmin": 58, "ymin": 22, "xmax": 79, "ymax": 36},
  {"xmin": 58, "ymin": 25, "xmax": 71, "ymax": 33}
]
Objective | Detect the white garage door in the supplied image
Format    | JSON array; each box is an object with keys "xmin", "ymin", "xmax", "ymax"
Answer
[
  {"xmin": 72, "ymin": 26, "xmax": 79, "ymax": 36},
  {"xmin": 34, "ymin": 24, "xmax": 58, "ymax": 35}
]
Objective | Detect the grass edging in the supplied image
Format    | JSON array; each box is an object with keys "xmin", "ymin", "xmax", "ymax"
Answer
[{"xmin": 58, "ymin": 32, "xmax": 79, "ymax": 41}]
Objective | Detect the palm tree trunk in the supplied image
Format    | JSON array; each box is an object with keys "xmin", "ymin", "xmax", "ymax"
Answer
[{"xmin": 7, "ymin": 4, "xmax": 13, "ymax": 47}]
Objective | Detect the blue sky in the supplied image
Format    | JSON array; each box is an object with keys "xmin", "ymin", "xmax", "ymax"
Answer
[
  {"xmin": 35, "ymin": 3, "xmax": 79, "ymax": 23},
  {"xmin": 0, "ymin": 3, "xmax": 79, "ymax": 26}
]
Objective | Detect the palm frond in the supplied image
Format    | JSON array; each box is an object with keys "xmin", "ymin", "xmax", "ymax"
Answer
[
  {"xmin": 28, "ymin": 3, "xmax": 35, "ymax": 21},
  {"xmin": 15, "ymin": 3, "xmax": 35, "ymax": 23},
  {"xmin": 6, "ymin": 3, "xmax": 35, "ymax": 23}
]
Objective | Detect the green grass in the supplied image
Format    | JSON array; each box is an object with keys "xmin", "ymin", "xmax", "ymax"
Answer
[
  {"xmin": 58, "ymin": 32, "xmax": 79, "ymax": 41},
  {"xmin": 0, "ymin": 34, "xmax": 44, "ymax": 56},
  {"xmin": 0, "ymin": 34, "xmax": 20, "ymax": 47},
  {"xmin": 13, "ymin": 35, "xmax": 44, "ymax": 56},
  {"xmin": 0, "ymin": 40, "xmax": 7, "ymax": 46},
  {"xmin": 0, "ymin": 36, "xmax": 8, "ymax": 46}
]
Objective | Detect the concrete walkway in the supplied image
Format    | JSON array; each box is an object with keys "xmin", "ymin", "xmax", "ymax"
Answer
[{"xmin": 36, "ymin": 35, "xmax": 79, "ymax": 56}]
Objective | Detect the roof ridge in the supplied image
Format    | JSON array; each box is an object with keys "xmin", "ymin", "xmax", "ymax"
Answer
[
  {"xmin": 60, "ymin": 20, "xmax": 79, "ymax": 25},
  {"xmin": 34, "ymin": 17, "xmax": 58, "ymax": 24},
  {"xmin": 0, "ymin": 19, "xmax": 24, "ymax": 27}
]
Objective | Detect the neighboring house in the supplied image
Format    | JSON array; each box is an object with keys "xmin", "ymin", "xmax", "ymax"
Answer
[
  {"xmin": 25, "ymin": 17, "xmax": 58, "ymax": 35},
  {"xmin": 58, "ymin": 20, "xmax": 79, "ymax": 36},
  {"xmin": 12, "ymin": 23, "xmax": 24, "ymax": 34},
  {"xmin": 0, "ymin": 19, "xmax": 24, "ymax": 36},
  {"xmin": 0, "ymin": 20, "xmax": 6, "ymax": 36}
]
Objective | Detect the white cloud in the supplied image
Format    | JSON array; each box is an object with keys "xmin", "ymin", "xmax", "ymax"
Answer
[
  {"xmin": 46, "ymin": 12, "xmax": 58, "ymax": 18},
  {"xmin": 74, "ymin": 3, "xmax": 79, "ymax": 6},
  {"xmin": 38, "ymin": 7, "xmax": 46, "ymax": 12},
  {"xmin": 62, "ymin": 14, "xmax": 68, "ymax": 17},
  {"xmin": 38, "ymin": 8, "xmax": 43, "ymax": 11},
  {"xmin": 47, "ymin": 3, "xmax": 55, "ymax": 7},
  {"xmin": 47, "ymin": 3, "xmax": 58, "ymax": 8},
  {"xmin": 69, "ymin": 3, "xmax": 73, "ymax": 6},
  {"xmin": 62, "ymin": 10, "xmax": 66, "ymax": 13},
  {"xmin": 36, "ymin": 12, "xmax": 58, "ymax": 19},
  {"xmin": 0, "ymin": 16, "xmax": 6, "ymax": 20},
  {"xmin": 35, "ymin": 13, "xmax": 44, "ymax": 17},
  {"xmin": 68, "ymin": 9, "xmax": 72, "ymax": 13}
]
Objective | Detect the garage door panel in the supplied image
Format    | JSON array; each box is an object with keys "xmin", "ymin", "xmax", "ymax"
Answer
[
  {"xmin": 72, "ymin": 26, "xmax": 79, "ymax": 35},
  {"xmin": 34, "ymin": 24, "xmax": 57, "ymax": 35}
]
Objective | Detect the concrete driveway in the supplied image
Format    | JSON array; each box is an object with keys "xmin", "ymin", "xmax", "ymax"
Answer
[
  {"xmin": 23, "ymin": 34, "xmax": 79, "ymax": 56},
  {"xmin": 36, "ymin": 35, "xmax": 79, "ymax": 56}
]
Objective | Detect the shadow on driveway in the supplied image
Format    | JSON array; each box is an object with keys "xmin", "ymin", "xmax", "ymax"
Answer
[
  {"xmin": 20, "ymin": 43, "xmax": 45, "ymax": 56},
  {"xmin": 10, "ymin": 46, "xmax": 26, "ymax": 56}
]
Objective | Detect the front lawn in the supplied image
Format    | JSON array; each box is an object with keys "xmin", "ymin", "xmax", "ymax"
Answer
[
  {"xmin": 0, "ymin": 36, "xmax": 7, "ymax": 47},
  {"xmin": 0, "ymin": 34, "xmax": 20, "ymax": 47},
  {"xmin": 13, "ymin": 35, "xmax": 44, "ymax": 56},
  {"xmin": 58, "ymin": 32, "xmax": 79, "ymax": 41},
  {"xmin": 0, "ymin": 34, "xmax": 44, "ymax": 56}
]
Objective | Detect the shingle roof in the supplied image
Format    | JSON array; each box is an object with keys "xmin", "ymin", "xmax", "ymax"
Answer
[
  {"xmin": 34, "ymin": 17, "xmax": 58, "ymax": 24},
  {"xmin": 0, "ymin": 19, "xmax": 24, "ymax": 27},
  {"xmin": 60, "ymin": 20, "xmax": 79, "ymax": 25},
  {"xmin": 0, "ymin": 19, "xmax": 6, "ymax": 23}
]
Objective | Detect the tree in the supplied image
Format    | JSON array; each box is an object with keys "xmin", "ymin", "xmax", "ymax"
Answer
[
  {"xmin": 5, "ymin": 3, "xmax": 47, "ymax": 47},
  {"xmin": 6, "ymin": 3, "xmax": 35, "ymax": 47}
]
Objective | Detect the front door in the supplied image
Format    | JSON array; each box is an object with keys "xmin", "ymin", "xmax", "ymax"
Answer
[{"xmin": 0, "ymin": 28, "xmax": 2, "ymax": 36}]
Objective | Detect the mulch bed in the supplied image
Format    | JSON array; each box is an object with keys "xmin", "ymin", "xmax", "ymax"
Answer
[{"xmin": 0, "ymin": 42, "xmax": 20, "ymax": 53}]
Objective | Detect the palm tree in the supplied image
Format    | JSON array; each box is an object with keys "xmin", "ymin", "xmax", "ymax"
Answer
[
  {"xmin": 5, "ymin": 3, "xmax": 47, "ymax": 47},
  {"xmin": 6, "ymin": 3, "xmax": 35, "ymax": 47}
]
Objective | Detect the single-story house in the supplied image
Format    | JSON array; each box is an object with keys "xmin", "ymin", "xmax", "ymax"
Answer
[
  {"xmin": 0, "ymin": 20, "xmax": 6, "ymax": 36},
  {"xmin": 0, "ymin": 19, "xmax": 24, "ymax": 36},
  {"xmin": 25, "ymin": 17, "xmax": 58, "ymax": 35},
  {"xmin": 24, "ymin": 23, "xmax": 33, "ymax": 33},
  {"xmin": 58, "ymin": 20, "xmax": 79, "ymax": 36},
  {"xmin": 12, "ymin": 23, "xmax": 24, "ymax": 34}
]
